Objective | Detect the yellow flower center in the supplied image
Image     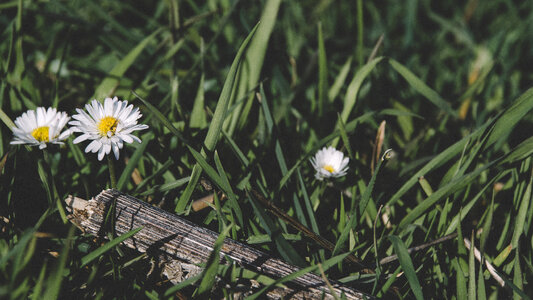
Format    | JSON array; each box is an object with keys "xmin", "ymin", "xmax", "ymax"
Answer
[
  {"xmin": 323, "ymin": 165, "xmax": 335, "ymax": 173},
  {"xmin": 97, "ymin": 116, "xmax": 118, "ymax": 136},
  {"xmin": 31, "ymin": 126, "xmax": 50, "ymax": 142}
]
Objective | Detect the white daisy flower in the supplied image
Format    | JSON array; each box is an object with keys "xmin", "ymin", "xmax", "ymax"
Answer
[
  {"xmin": 310, "ymin": 146, "xmax": 349, "ymax": 180},
  {"xmin": 69, "ymin": 97, "xmax": 149, "ymax": 161},
  {"xmin": 10, "ymin": 107, "xmax": 71, "ymax": 149}
]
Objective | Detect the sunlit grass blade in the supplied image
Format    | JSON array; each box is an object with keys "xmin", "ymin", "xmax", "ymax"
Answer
[
  {"xmin": 391, "ymin": 88, "xmax": 533, "ymax": 206},
  {"xmin": 389, "ymin": 235, "xmax": 424, "ymax": 300},
  {"xmin": 229, "ymin": 0, "xmax": 281, "ymax": 135},
  {"xmin": 177, "ymin": 23, "xmax": 259, "ymax": 212},
  {"xmin": 398, "ymin": 160, "xmax": 497, "ymax": 229},
  {"xmin": 0, "ymin": 107, "xmax": 15, "ymax": 129}
]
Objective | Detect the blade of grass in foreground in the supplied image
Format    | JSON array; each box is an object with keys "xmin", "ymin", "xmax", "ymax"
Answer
[
  {"xmin": 177, "ymin": 23, "xmax": 259, "ymax": 212},
  {"xmin": 229, "ymin": 0, "xmax": 281, "ymax": 135},
  {"xmin": 389, "ymin": 235, "xmax": 424, "ymax": 300}
]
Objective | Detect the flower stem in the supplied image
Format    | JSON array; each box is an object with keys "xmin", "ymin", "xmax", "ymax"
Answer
[{"xmin": 107, "ymin": 155, "xmax": 117, "ymax": 189}]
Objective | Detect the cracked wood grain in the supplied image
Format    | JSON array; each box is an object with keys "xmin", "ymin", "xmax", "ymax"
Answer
[{"xmin": 65, "ymin": 189, "xmax": 373, "ymax": 299}]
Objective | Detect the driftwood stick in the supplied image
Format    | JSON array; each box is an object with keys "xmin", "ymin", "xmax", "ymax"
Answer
[{"xmin": 65, "ymin": 189, "xmax": 372, "ymax": 299}]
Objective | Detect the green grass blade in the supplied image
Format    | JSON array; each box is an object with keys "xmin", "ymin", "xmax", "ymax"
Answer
[
  {"xmin": 197, "ymin": 225, "xmax": 231, "ymax": 295},
  {"xmin": 485, "ymin": 87, "xmax": 533, "ymax": 148},
  {"xmin": 229, "ymin": 0, "xmax": 281, "ymax": 135},
  {"xmin": 477, "ymin": 264, "xmax": 487, "ymax": 300},
  {"xmin": 186, "ymin": 146, "xmax": 224, "ymax": 190},
  {"xmin": 454, "ymin": 258, "xmax": 467, "ymax": 300},
  {"xmin": 388, "ymin": 58, "xmax": 456, "ymax": 117},
  {"xmin": 246, "ymin": 252, "xmax": 350, "ymax": 300},
  {"xmin": 511, "ymin": 164, "xmax": 532, "ymax": 248},
  {"xmin": 468, "ymin": 232, "xmax": 476, "ymax": 300},
  {"xmin": 317, "ymin": 21, "xmax": 327, "ymax": 117},
  {"xmin": 328, "ymin": 57, "xmax": 352, "ymax": 103},
  {"xmin": 332, "ymin": 151, "xmax": 389, "ymax": 257},
  {"xmin": 398, "ymin": 160, "xmax": 497, "ymax": 229},
  {"xmin": 163, "ymin": 273, "xmax": 202, "ymax": 297},
  {"xmin": 513, "ymin": 249, "xmax": 523, "ymax": 300},
  {"xmin": 388, "ymin": 235, "xmax": 424, "ymax": 300},
  {"xmin": 445, "ymin": 175, "xmax": 500, "ymax": 235},
  {"xmin": 43, "ymin": 226, "xmax": 75, "ymax": 300},
  {"xmin": 189, "ymin": 73, "xmax": 207, "ymax": 128},
  {"xmin": 335, "ymin": 57, "xmax": 383, "ymax": 146},
  {"xmin": 214, "ymin": 150, "xmax": 242, "ymax": 226},
  {"xmin": 93, "ymin": 29, "xmax": 161, "ymax": 100},
  {"xmin": 139, "ymin": 176, "xmax": 190, "ymax": 196},
  {"xmin": 80, "ymin": 226, "xmax": 143, "ymax": 267},
  {"xmin": 134, "ymin": 92, "xmax": 186, "ymax": 142},
  {"xmin": 177, "ymin": 23, "xmax": 259, "ymax": 212},
  {"xmin": 248, "ymin": 190, "xmax": 306, "ymax": 266},
  {"xmin": 0, "ymin": 107, "xmax": 15, "ymax": 129},
  {"xmin": 502, "ymin": 136, "xmax": 533, "ymax": 164}
]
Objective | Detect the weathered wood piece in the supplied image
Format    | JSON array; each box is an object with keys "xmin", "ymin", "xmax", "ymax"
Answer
[{"xmin": 65, "ymin": 189, "xmax": 373, "ymax": 299}]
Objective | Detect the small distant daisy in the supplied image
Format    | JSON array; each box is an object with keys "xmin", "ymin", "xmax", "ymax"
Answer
[
  {"xmin": 69, "ymin": 97, "xmax": 148, "ymax": 161},
  {"xmin": 10, "ymin": 107, "xmax": 71, "ymax": 149},
  {"xmin": 310, "ymin": 146, "xmax": 349, "ymax": 180}
]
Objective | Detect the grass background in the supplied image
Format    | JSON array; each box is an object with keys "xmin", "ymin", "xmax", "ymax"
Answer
[{"xmin": 1, "ymin": 0, "xmax": 533, "ymax": 299}]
